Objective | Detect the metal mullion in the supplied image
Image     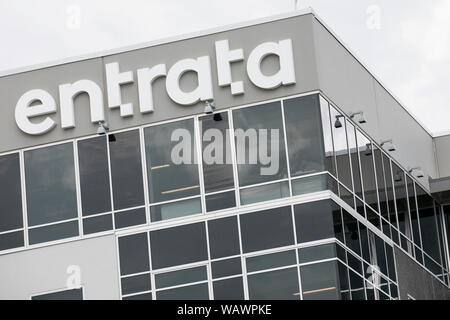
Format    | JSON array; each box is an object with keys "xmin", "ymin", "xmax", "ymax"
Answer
[
  {"xmin": 139, "ymin": 127, "xmax": 151, "ymax": 227},
  {"xmin": 106, "ymin": 134, "xmax": 116, "ymax": 230},
  {"xmin": 228, "ymin": 109, "xmax": 241, "ymax": 207},
  {"xmin": 19, "ymin": 150, "xmax": 29, "ymax": 247},
  {"xmin": 194, "ymin": 115, "xmax": 206, "ymax": 217},
  {"xmin": 290, "ymin": 204, "xmax": 303, "ymax": 300},
  {"xmin": 280, "ymin": 100, "xmax": 293, "ymax": 198},
  {"xmin": 204, "ymin": 220, "xmax": 214, "ymax": 300},
  {"xmin": 73, "ymin": 141, "xmax": 83, "ymax": 237}
]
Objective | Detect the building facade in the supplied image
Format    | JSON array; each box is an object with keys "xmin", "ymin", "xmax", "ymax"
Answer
[{"xmin": 0, "ymin": 9, "xmax": 449, "ymax": 300}]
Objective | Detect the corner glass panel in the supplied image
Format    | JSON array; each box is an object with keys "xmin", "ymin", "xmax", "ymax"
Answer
[
  {"xmin": 291, "ymin": 174, "xmax": 328, "ymax": 196},
  {"xmin": 246, "ymin": 250, "xmax": 296, "ymax": 272},
  {"xmin": 25, "ymin": 143, "xmax": 77, "ymax": 226},
  {"xmin": 319, "ymin": 95, "xmax": 335, "ymax": 175},
  {"xmin": 144, "ymin": 119, "xmax": 199, "ymax": 203},
  {"xmin": 346, "ymin": 121, "xmax": 362, "ymax": 199},
  {"xmin": 284, "ymin": 94, "xmax": 325, "ymax": 177},
  {"xmin": 240, "ymin": 181, "xmax": 289, "ymax": 205},
  {"xmin": 247, "ymin": 267, "xmax": 299, "ymax": 300},
  {"xmin": 298, "ymin": 243, "xmax": 336, "ymax": 264},
  {"xmin": 373, "ymin": 146, "xmax": 390, "ymax": 223},
  {"xmin": 294, "ymin": 200, "xmax": 336, "ymax": 243},
  {"xmin": 392, "ymin": 163, "xmax": 412, "ymax": 242},
  {"xmin": 300, "ymin": 261, "xmax": 340, "ymax": 300},
  {"xmin": 109, "ymin": 130, "xmax": 145, "ymax": 210},
  {"xmin": 232, "ymin": 101, "xmax": 287, "ymax": 187},
  {"xmin": 356, "ymin": 130, "xmax": 378, "ymax": 212},
  {"xmin": 0, "ymin": 153, "xmax": 23, "ymax": 232},
  {"xmin": 382, "ymin": 155, "xmax": 397, "ymax": 229}
]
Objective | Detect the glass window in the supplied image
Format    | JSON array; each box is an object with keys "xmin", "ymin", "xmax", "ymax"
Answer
[
  {"xmin": 349, "ymin": 270, "xmax": 365, "ymax": 300},
  {"xmin": 356, "ymin": 130, "xmax": 378, "ymax": 212},
  {"xmin": 407, "ymin": 178, "xmax": 421, "ymax": 247},
  {"xmin": 82, "ymin": 214, "xmax": 113, "ymax": 235},
  {"xmin": 156, "ymin": 283, "xmax": 209, "ymax": 300},
  {"xmin": 284, "ymin": 94, "xmax": 325, "ymax": 177},
  {"xmin": 247, "ymin": 267, "xmax": 299, "ymax": 300},
  {"xmin": 205, "ymin": 191, "xmax": 236, "ymax": 212},
  {"xmin": 144, "ymin": 119, "xmax": 199, "ymax": 203},
  {"xmin": 155, "ymin": 266, "xmax": 207, "ymax": 289},
  {"xmin": 121, "ymin": 273, "xmax": 151, "ymax": 296},
  {"xmin": 232, "ymin": 101, "xmax": 287, "ymax": 187},
  {"xmin": 330, "ymin": 106, "xmax": 352, "ymax": 191},
  {"xmin": 122, "ymin": 292, "xmax": 152, "ymax": 300},
  {"xmin": 240, "ymin": 206, "xmax": 294, "ymax": 253},
  {"xmin": 294, "ymin": 200, "xmax": 337, "ymax": 243},
  {"xmin": 300, "ymin": 261, "xmax": 340, "ymax": 300},
  {"xmin": 0, "ymin": 153, "xmax": 23, "ymax": 232},
  {"xmin": 240, "ymin": 181, "xmax": 289, "ymax": 205},
  {"xmin": 211, "ymin": 258, "xmax": 242, "ymax": 279},
  {"xmin": 118, "ymin": 232, "xmax": 150, "ymax": 276},
  {"xmin": 25, "ymin": 143, "xmax": 77, "ymax": 226},
  {"xmin": 115, "ymin": 207, "xmax": 146, "ymax": 229},
  {"xmin": 109, "ymin": 130, "xmax": 145, "ymax": 210},
  {"xmin": 246, "ymin": 250, "xmax": 296, "ymax": 272},
  {"xmin": 346, "ymin": 121, "xmax": 362, "ymax": 199},
  {"xmin": 213, "ymin": 277, "xmax": 244, "ymax": 300},
  {"xmin": 32, "ymin": 288, "xmax": 83, "ymax": 300},
  {"xmin": 150, "ymin": 222, "xmax": 208, "ymax": 269},
  {"xmin": 337, "ymin": 262, "xmax": 351, "ymax": 300},
  {"xmin": 373, "ymin": 146, "xmax": 389, "ymax": 220},
  {"xmin": 298, "ymin": 243, "xmax": 336, "ymax": 264},
  {"xmin": 0, "ymin": 231, "xmax": 24, "ymax": 251},
  {"xmin": 291, "ymin": 174, "xmax": 332, "ymax": 196},
  {"xmin": 383, "ymin": 155, "xmax": 397, "ymax": 229},
  {"xmin": 200, "ymin": 112, "xmax": 234, "ymax": 193},
  {"xmin": 77, "ymin": 136, "xmax": 111, "ymax": 216},
  {"xmin": 208, "ymin": 216, "xmax": 240, "ymax": 259},
  {"xmin": 28, "ymin": 220, "xmax": 78, "ymax": 245},
  {"xmin": 151, "ymin": 198, "xmax": 201, "ymax": 222},
  {"xmin": 392, "ymin": 163, "xmax": 412, "ymax": 243},
  {"xmin": 319, "ymin": 95, "xmax": 335, "ymax": 175},
  {"xmin": 343, "ymin": 210, "xmax": 361, "ymax": 255}
]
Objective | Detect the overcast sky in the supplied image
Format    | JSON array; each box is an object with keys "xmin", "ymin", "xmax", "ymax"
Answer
[{"xmin": 0, "ymin": 0, "xmax": 449, "ymax": 134}]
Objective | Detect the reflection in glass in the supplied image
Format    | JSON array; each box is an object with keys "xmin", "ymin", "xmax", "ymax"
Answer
[
  {"xmin": 298, "ymin": 243, "xmax": 336, "ymax": 263},
  {"xmin": 145, "ymin": 119, "xmax": 199, "ymax": 203},
  {"xmin": 294, "ymin": 200, "xmax": 336, "ymax": 243},
  {"xmin": 248, "ymin": 267, "xmax": 299, "ymax": 300},
  {"xmin": 319, "ymin": 95, "xmax": 335, "ymax": 175},
  {"xmin": 356, "ymin": 130, "xmax": 378, "ymax": 212},
  {"xmin": 205, "ymin": 191, "xmax": 236, "ymax": 212},
  {"xmin": 150, "ymin": 198, "xmax": 201, "ymax": 222},
  {"xmin": 300, "ymin": 261, "xmax": 340, "ymax": 300},
  {"xmin": 246, "ymin": 250, "xmax": 296, "ymax": 272},
  {"xmin": 346, "ymin": 121, "xmax": 362, "ymax": 199},
  {"xmin": 0, "ymin": 153, "xmax": 23, "ymax": 232},
  {"xmin": 240, "ymin": 181, "xmax": 289, "ymax": 205}
]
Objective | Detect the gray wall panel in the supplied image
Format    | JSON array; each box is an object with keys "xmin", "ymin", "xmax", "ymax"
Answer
[{"xmin": 434, "ymin": 135, "xmax": 450, "ymax": 178}]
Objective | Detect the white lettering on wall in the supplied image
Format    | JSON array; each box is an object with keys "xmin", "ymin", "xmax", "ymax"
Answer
[
  {"xmin": 15, "ymin": 89, "xmax": 57, "ymax": 135},
  {"xmin": 215, "ymin": 39, "xmax": 244, "ymax": 95},
  {"xmin": 105, "ymin": 62, "xmax": 134, "ymax": 117},
  {"xmin": 137, "ymin": 64, "xmax": 167, "ymax": 113}
]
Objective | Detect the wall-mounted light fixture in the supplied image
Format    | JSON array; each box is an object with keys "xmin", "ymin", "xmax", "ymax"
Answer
[
  {"xmin": 381, "ymin": 139, "xmax": 396, "ymax": 152},
  {"xmin": 349, "ymin": 111, "xmax": 366, "ymax": 124},
  {"xmin": 409, "ymin": 167, "xmax": 424, "ymax": 178},
  {"xmin": 97, "ymin": 121, "xmax": 109, "ymax": 135},
  {"xmin": 334, "ymin": 115, "xmax": 345, "ymax": 128}
]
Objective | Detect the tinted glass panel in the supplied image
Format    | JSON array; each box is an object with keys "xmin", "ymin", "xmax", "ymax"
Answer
[
  {"xmin": 114, "ymin": 207, "xmax": 146, "ymax": 229},
  {"xmin": 121, "ymin": 273, "xmax": 151, "ymax": 295},
  {"xmin": 122, "ymin": 292, "xmax": 152, "ymax": 300},
  {"xmin": 25, "ymin": 143, "xmax": 77, "ymax": 226},
  {"xmin": 240, "ymin": 181, "xmax": 289, "ymax": 205},
  {"xmin": 319, "ymin": 96, "xmax": 335, "ymax": 175},
  {"xmin": 205, "ymin": 191, "xmax": 236, "ymax": 212},
  {"xmin": 294, "ymin": 200, "xmax": 336, "ymax": 243},
  {"xmin": 301, "ymin": 261, "xmax": 340, "ymax": 300},
  {"xmin": 284, "ymin": 95, "xmax": 325, "ymax": 177},
  {"xmin": 150, "ymin": 198, "xmax": 201, "ymax": 222},
  {"xmin": 347, "ymin": 121, "xmax": 362, "ymax": 199},
  {"xmin": 208, "ymin": 216, "xmax": 240, "ymax": 259},
  {"xmin": 213, "ymin": 277, "xmax": 244, "ymax": 300},
  {"xmin": 356, "ymin": 130, "xmax": 378, "ymax": 211},
  {"xmin": 201, "ymin": 112, "xmax": 234, "ymax": 193},
  {"xmin": 343, "ymin": 211, "xmax": 361, "ymax": 255},
  {"xmin": 240, "ymin": 207, "xmax": 294, "ymax": 253},
  {"xmin": 298, "ymin": 243, "xmax": 336, "ymax": 264},
  {"xmin": 156, "ymin": 283, "xmax": 209, "ymax": 300},
  {"xmin": 247, "ymin": 250, "xmax": 296, "ymax": 272},
  {"xmin": 233, "ymin": 102, "xmax": 287, "ymax": 186},
  {"xmin": 109, "ymin": 130, "xmax": 144, "ymax": 210},
  {"xmin": 28, "ymin": 221, "xmax": 78, "ymax": 245},
  {"xmin": 392, "ymin": 163, "xmax": 411, "ymax": 241},
  {"xmin": 78, "ymin": 136, "xmax": 111, "ymax": 216},
  {"xmin": 211, "ymin": 258, "xmax": 242, "ymax": 279},
  {"xmin": 150, "ymin": 222, "xmax": 208, "ymax": 269},
  {"xmin": 145, "ymin": 119, "xmax": 199, "ymax": 203},
  {"xmin": 82, "ymin": 214, "xmax": 113, "ymax": 235},
  {"xmin": 373, "ymin": 146, "xmax": 389, "ymax": 220},
  {"xmin": 248, "ymin": 267, "xmax": 299, "ymax": 300},
  {"xmin": 0, "ymin": 231, "xmax": 24, "ymax": 251},
  {"xmin": 0, "ymin": 153, "xmax": 23, "ymax": 232},
  {"xmin": 292, "ymin": 174, "xmax": 329, "ymax": 196},
  {"xmin": 155, "ymin": 266, "xmax": 207, "ymax": 289},
  {"xmin": 32, "ymin": 288, "xmax": 83, "ymax": 300},
  {"xmin": 118, "ymin": 233, "xmax": 149, "ymax": 275}
]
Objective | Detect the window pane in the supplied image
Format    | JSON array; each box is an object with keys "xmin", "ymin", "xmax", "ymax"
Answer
[
  {"xmin": 284, "ymin": 94, "xmax": 325, "ymax": 177},
  {"xmin": 121, "ymin": 273, "xmax": 151, "ymax": 295},
  {"xmin": 150, "ymin": 197, "xmax": 201, "ymax": 222},
  {"xmin": 330, "ymin": 106, "xmax": 352, "ymax": 191},
  {"xmin": 211, "ymin": 258, "xmax": 242, "ymax": 279},
  {"xmin": 240, "ymin": 181, "xmax": 289, "ymax": 205},
  {"xmin": 407, "ymin": 178, "xmax": 421, "ymax": 247},
  {"xmin": 82, "ymin": 214, "xmax": 113, "ymax": 235},
  {"xmin": 319, "ymin": 95, "xmax": 335, "ymax": 175},
  {"xmin": 145, "ymin": 119, "xmax": 199, "ymax": 203},
  {"xmin": 77, "ymin": 136, "xmax": 111, "ymax": 216},
  {"xmin": 28, "ymin": 221, "xmax": 78, "ymax": 245},
  {"xmin": 208, "ymin": 216, "xmax": 240, "ymax": 259},
  {"xmin": 205, "ymin": 191, "xmax": 236, "ymax": 212},
  {"xmin": 373, "ymin": 146, "xmax": 389, "ymax": 220},
  {"xmin": 122, "ymin": 292, "xmax": 152, "ymax": 300},
  {"xmin": 233, "ymin": 102, "xmax": 287, "ymax": 186},
  {"xmin": 0, "ymin": 153, "xmax": 23, "ymax": 232},
  {"xmin": 109, "ymin": 130, "xmax": 145, "ymax": 210},
  {"xmin": 347, "ymin": 121, "xmax": 362, "ymax": 199},
  {"xmin": 292, "ymin": 174, "xmax": 331, "ymax": 196},
  {"xmin": 300, "ymin": 261, "xmax": 340, "ymax": 300},
  {"xmin": 0, "ymin": 231, "xmax": 24, "ymax": 251},
  {"xmin": 201, "ymin": 112, "xmax": 234, "ymax": 193},
  {"xmin": 155, "ymin": 266, "xmax": 207, "ymax": 289},
  {"xmin": 343, "ymin": 211, "xmax": 361, "ymax": 255},
  {"xmin": 349, "ymin": 270, "xmax": 365, "ymax": 300},
  {"xmin": 156, "ymin": 283, "xmax": 209, "ymax": 300},
  {"xmin": 115, "ymin": 207, "xmax": 146, "ymax": 229},
  {"xmin": 417, "ymin": 186, "xmax": 441, "ymax": 262},
  {"xmin": 213, "ymin": 277, "xmax": 244, "ymax": 300},
  {"xmin": 25, "ymin": 143, "xmax": 77, "ymax": 226},
  {"xmin": 150, "ymin": 222, "xmax": 208, "ymax": 269},
  {"xmin": 392, "ymin": 163, "xmax": 411, "ymax": 241},
  {"xmin": 32, "ymin": 288, "xmax": 83, "ymax": 300},
  {"xmin": 240, "ymin": 207, "xmax": 294, "ymax": 253},
  {"xmin": 298, "ymin": 243, "xmax": 336, "ymax": 264},
  {"xmin": 118, "ymin": 233, "xmax": 149, "ymax": 276},
  {"xmin": 294, "ymin": 200, "xmax": 337, "ymax": 243},
  {"xmin": 247, "ymin": 250, "xmax": 296, "ymax": 272},
  {"xmin": 248, "ymin": 267, "xmax": 299, "ymax": 300},
  {"xmin": 356, "ymin": 130, "xmax": 378, "ymax": 212}
]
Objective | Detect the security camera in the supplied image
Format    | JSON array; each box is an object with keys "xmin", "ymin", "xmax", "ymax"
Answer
[{"xmin": 97, "ymin": 121, "xmax": 109, "ymax": 135}]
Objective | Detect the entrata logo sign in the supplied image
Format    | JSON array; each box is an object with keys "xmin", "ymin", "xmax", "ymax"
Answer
[{"xmin": 14, "ymin": 39, "xmax": 296, "ymax": 136}]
